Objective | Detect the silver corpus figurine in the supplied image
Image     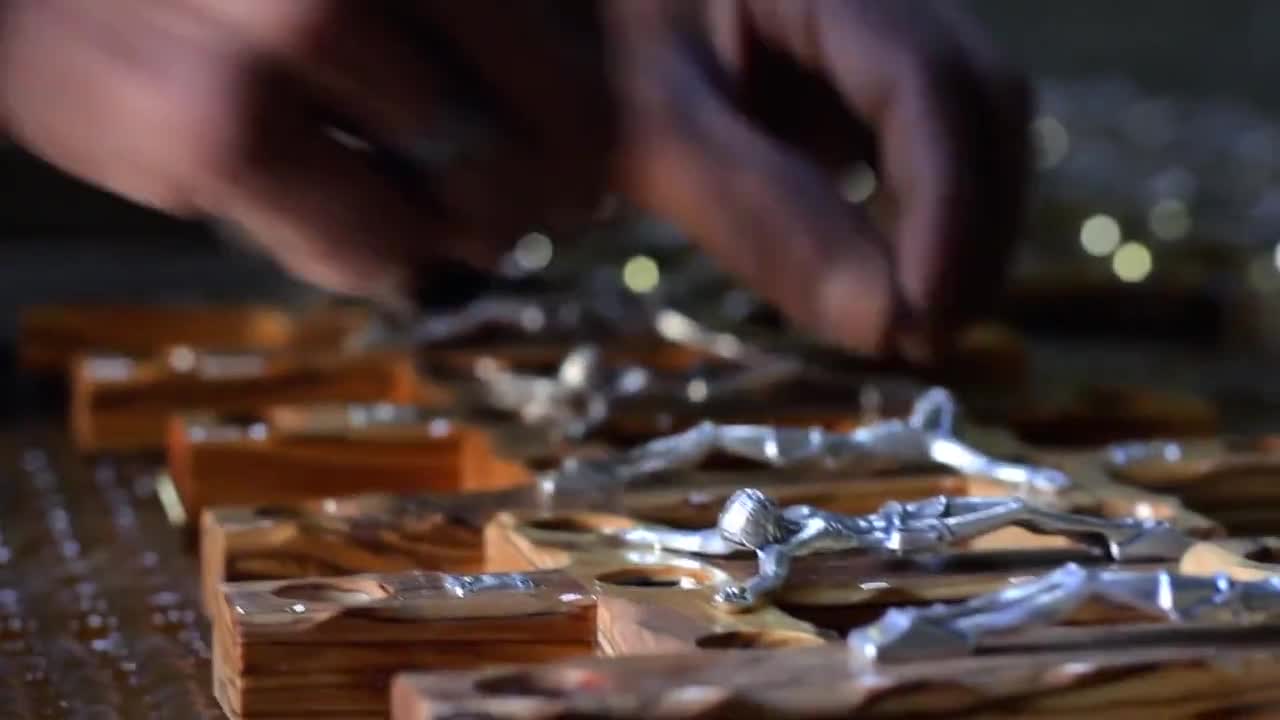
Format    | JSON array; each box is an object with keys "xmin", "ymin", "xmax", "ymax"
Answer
[
  {"xmin": 847, "ymin": 562, "xmax": 1280, "ymax": 666},
  {"xmin": 617, "ymin": 488, "xmax": 1193, "ymax": 612},
  {"xmin": 540, "ymin": 386, "xmax": 1072, "ymax": 508},
  {"xmin": 479, "ymin": 319, "xmax": 804, "ymax": 440}
]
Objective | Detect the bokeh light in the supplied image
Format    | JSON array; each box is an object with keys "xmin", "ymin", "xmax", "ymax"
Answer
[
  {"xmin": 1080, "ymin": 214, "xmax": 1122, "ymax": 256},
  {"xmin": 1250, "ymin": 254, "xmax": 1280, "ymax": 291},
  {"xmin": 622, "ymin": 255, "xmax": 660, "ymax": 294},
  {"xmin": 841, "ymin": 163, "xmax": 878, "ymax": 204},
  {"xmin": 1032, "ymin": 116, "xmax": 1070, "ymax": 170},
  {"xmin": 1112, "ymin": 242, "xmax": 1153, "ymax": 282},
  {"xmin": 685, "ymin": 378, "xmax": 709, "ymax": 403},
  {"xmin": 1148, "ymin": 199, "xmax": 1191, "ymax": 241},
  {"xmin": 512, "ymin": 232, "xmax": 554, "ymax": 272}
]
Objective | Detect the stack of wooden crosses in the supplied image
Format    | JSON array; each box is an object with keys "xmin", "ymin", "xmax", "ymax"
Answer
[{"xmin": 28, "ymin": 271, "xmax": 1277, "ymax": 720}]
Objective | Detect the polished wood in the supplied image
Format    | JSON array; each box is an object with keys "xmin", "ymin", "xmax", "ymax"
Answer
[
  {"xmin": 199, "ymin": 436, "xmax": 1222, "ymax": 620},
  {"xmin": 1009, "ymin": 383, "xmax": 1219, "ymax": 446},
  {"xmin": 1032, "ymin": 447, "xmax": 1222, "ymax": 538},
  {"xmin": 19, "ymin": 302, "xmax": 373, "ymax": 373},
  {"xmin": 212, "ymin": 569, "xmax": 595, "ymax": 719},
  {"xmin": 483, "ymin": 509, "xmax": 1183, "ymax": 654},
  {"xmin": 392, "ymin": 638, "xmax": 1280, "ymax": 719},
  {"xmin": 390, "ymin": 532, "xmax": 1280, "ymax": 719},
  {"xmin": 196, "ymin": 470, "xmax": 1008, "ymax": 616},
  {"xmin": 1178, "ymin": 536, "xmax": 1280, "ymax": 581},
  {"xmin": 199, "ymin": 489, "xmax": 523, "ymax": 614},
  {"xmin": 1104, "ymin": 435, "xmax": 1280, "ymax": 535},
  {"xmin": 168, "ymin": 406, "xmax": 531, "ymax": 525},
  {"xmin": 475, "ymin": 443, "xmax": 1221, "ymax": 653},
  {"xmin": 70, "ymin": 348, "xmax": 442, "ymax": 452}
]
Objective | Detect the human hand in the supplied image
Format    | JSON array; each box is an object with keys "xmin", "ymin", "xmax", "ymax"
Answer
[
  {"xmin": 0, "ymin": 0, "xmax": 613, "ymax": 307},
  {"xmin": 0, "ymin": 1, "xmax": 1030, "ymax": 360},
  {"xmin": 608, "ymin": 1, "xmax": 1031, "ymax": 360}
]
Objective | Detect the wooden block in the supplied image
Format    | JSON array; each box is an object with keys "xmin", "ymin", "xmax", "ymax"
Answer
[
  {"xmin": 199, "ymin": 435, "xmax": 1222, "ymax": 622},
  {"xmin": 199, "ymin": 489, "xmax": 525, "ymax": 614},
  {"xmin": 212, "ymin": 569, "xmax": 596, "ymax": 719},
  {"xmin": 942, "ymin": 321, "xmax": 1031, "ymax": 388},
  {"xmin": 1178, "ymin": 537, "xmax": 1280, "ymax": 581},
  {"xmin": 1100, "ymin": 435, "xmax": 1280, "ymax": 535},
  {"xmin": 198, "ymin": 469, "xmax": 1004, "ymax": 616},
  {"xmin": 18, "ymin": 302, "xmax": 373, "ymax": 373},
  {"xmin": 1044, "ymin": 439, "xmax": 1274, "ymax": 537},
  {"xmin": 393, "ymin": 639, "xmax": 1280, "ymax": 719},
  {"xmin": 167, "ymin": 406, "xmax": 531, "ymax": 524},
  {"xmin": 473, "ymin": 443, "xmax": 1222, "ymax": 653},
  {"xmin": 285, "ymin": 304, "xmax": 377, "ymax": 353},
  {"xmin": 483, "ymin": 500, "xmax": 1191, "ymax": 654},
  {"xmin": 1009, "ymin": 384, "xmax": 1218, "ymax": 446},
  {"xmin": 69, "ymin": 348, "xmax": 440, "ymax": 453},
  {"xmin": 481, "ymin": 452, "xmax": 1221, "ymax": 574}
]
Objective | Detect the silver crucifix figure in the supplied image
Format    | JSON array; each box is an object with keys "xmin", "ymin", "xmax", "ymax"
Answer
[
  {"xmin": 480, "ymin": 338, "xmax": 803, "ymax": 440},
  {"xmin": 617, "ymin": 488, "xmax": 1192, "ymax": 612},
  {"xmin": 541, "ymin": 386, "xmax": 1071, "ymax": 509},
  {"xmin": 847, "ymin": 562, "xmax": 1280, "ymax": 666}
]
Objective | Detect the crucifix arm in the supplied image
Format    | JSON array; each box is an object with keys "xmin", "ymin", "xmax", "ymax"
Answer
[{"xmin": 713, "ymin": 543, "xmax": 795, "ymax": 613}]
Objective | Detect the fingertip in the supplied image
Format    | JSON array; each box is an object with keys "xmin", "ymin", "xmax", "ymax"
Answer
[
  {"xmin": 887, "ymin": 304, "xmax": 943, "ymax": 368},
  {"xmin": 271, "ymin": 235, "xmax": 413, "ymax": 306},
  {"xmin": 811, "ymin": 250, "xmax": 895, "ymax": 356},
  {"xmin": 817, "ymin": 253, "xmax": 970, "ymax": 368}
]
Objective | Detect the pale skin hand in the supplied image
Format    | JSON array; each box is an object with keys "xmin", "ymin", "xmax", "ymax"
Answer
[{"xmin": 0, "ymin": 0, "xmax": 1030, "ymax": 360}]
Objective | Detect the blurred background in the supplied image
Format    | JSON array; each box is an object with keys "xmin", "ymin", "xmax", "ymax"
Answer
[{"xmin": 4, "ymin": 0, "xmax": 1280, "ymax": 420}]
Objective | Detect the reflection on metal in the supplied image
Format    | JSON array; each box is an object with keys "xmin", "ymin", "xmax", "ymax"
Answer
[
  {"xmin": 440, "ymin": 574, "xmax": 537, "ymax": 598},
  {"xmin": 541, "ymin": 387, "xmax": 1069, "ymax": 502},
  {"xmin": 480, "ymin": 327, "xmax": 799, "ymax": 440},
  {"xmin": 618, "ymin": 488, "xmax": 1189, "ymax": 612},
  {"xmin": 848, "ymin": 562, "xmax": 1280, "ymax": 665}
]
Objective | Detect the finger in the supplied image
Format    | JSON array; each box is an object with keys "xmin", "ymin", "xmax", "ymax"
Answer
[
  {"xmin": 192, "ymin": 73, "xmax": 461, "ymax": 306},
  {"xmin": 186, "ymin": 0, "xmax": 439, "ymax": 139},
  {"xmin": 431, "ymin": 140, "xmax": 546, "ymax": 257},
  {"xmin": 816, "ymin": 3, "xmax": 981, "ymax": 327},
  {"xmin": 933, "ymin": 6, "xmax": 1035, "ymax": 317},
  {"xmin": 752, "ymin": 1, "xmax": 1027, "ymax": 356},
  {"xmin": 711, "ymin": 22, "xmax": 876, "ymax": 175},
  {"xmin": 409, "ymin": 1, "xmax": 615, "ymax": 229},
  {"xmin": 618, "ymin": 67, "xmax": 895, "ymax": 352}
]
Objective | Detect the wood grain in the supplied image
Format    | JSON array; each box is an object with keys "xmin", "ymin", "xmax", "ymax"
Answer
[
  {"xmin": 212, "ymin": 569, "xmax": 595, "ymax": 719},
  {"xmin": 197, "ymin": 469, "xmax": 1022, "ymax": 618},
  {"xmin": 198, "ymin": 445, "xmax": 1222, "ymax": 624},
  {"xmin": 1009, "ymin": 384, "xmax": 1219, "ymax": 446},
  {"xmin": 479, "ymin": 454, "xmax": 1222, "ymax": 654},
  {"xmin": 392, "ymin": 637, "xmax": 1280, "ymax": 719},
  {"xmin": 70, "ymin": 348, "xmax": 442, "ymax": 452},
  {"xmin": 198, "ymin": 489, "xmax": 531, "ymax": 614},
  {"xmin": 18, "ymin": 302, "xmax": 373, "ymax": 373},
  {"xmin": 1103, "ymin": 435, "xmax": 1280, "ymax": 535},
  {"xmin": 1178, "ymin": 537, "xmax": 1280, "ymax": 581},
  {"xmin": 1033, "ymin": 448, "xmax": 1222, "ymax": 539},
  {"xmin": 168, "ymin": 407, "xmax": 531, "ymax": 524},
  {"xmin": 483, "ymin": 504, "xmax": 1191, "ymax": 654}
]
